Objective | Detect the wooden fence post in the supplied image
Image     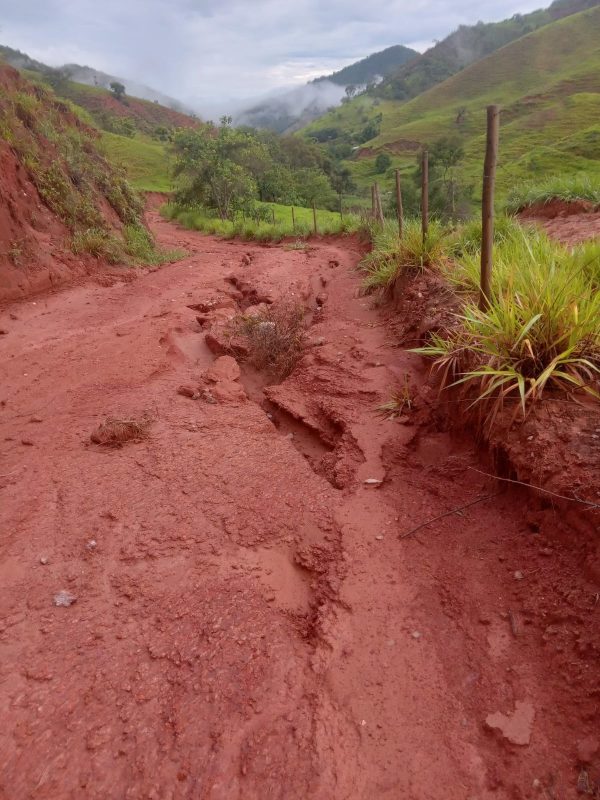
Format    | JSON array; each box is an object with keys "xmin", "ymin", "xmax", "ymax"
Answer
[
  {"xmin": 312, "ymin": 200, "xmax": 318, "ymax": 234},
  {"xmin": 374, "ymin": 182, "xmax": 384, "ymax": 224},
  {"xmin": 479, "ymin": 104, "xmax": 500, "ymax": 311},
  {"xmin": 395, "ymin": 169, "xmax": 404, "ymax": 239},
  {"xmin": 291, "ymin": 206, "xmax": 296, "ymax": 232},
  {"xmin": 371, "ymin": 185, "xmax": 376, "ymax": 218},
  {"xmin": 339, "ymin": 193, "xmax": 343, "ymax": 221},
  {"xmin": 271, "ymin": 208, "xmax": 276, "ymax": 226},
  {"xmin": 421, "ymin": 150, "xmax": 429, "ymax": 244}
]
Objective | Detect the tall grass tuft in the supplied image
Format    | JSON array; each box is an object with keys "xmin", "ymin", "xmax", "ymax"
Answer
[
  {"xmin": 361, "ymin": 218, "xmax": 451, "ymax": 292},
  {"xmin": 415, "ymin": 232, "xmax": 600, "ymax": 422},
  {"xmin": 506, "ymin": 174, "xmax": 600, "ymax": 212}
]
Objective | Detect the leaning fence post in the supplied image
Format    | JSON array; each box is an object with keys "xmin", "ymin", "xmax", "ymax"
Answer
[
  {"xmin": 421, "ymin": 149, "xmax": 429, "ymax": 244},
  {"xmin": 312, "ymin": 200, "xmax": 318, "ymax": 234},
  {"xmin": 480, "ymin": 105, "xmax": 500, "ymax": 312},
  {"xmin": 395, "ymin": 169, "xmax": 404, "ymax": 239}
]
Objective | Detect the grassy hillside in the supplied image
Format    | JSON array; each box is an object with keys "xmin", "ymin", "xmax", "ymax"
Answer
[
  {"xmin": 101, "ymin": 132, "xmax": 172, "ymax": 192},
  {"xmin": 375, "ymin": 0, "xmax": 597, "ymax": 102},
  {"xmin": 53, "ymin": 80, "xmax": 198, "ymax": 138},
  {"xmin": 303, "ymin": 5, "xmax": 600, "ymax": 206}
]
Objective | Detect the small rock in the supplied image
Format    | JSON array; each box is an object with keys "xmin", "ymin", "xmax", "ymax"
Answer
[
  {"xmin": 364, "ymin": 478, "xmax": 383, "ymax": 486},
  {"xmin": 411, "ymin": 631, "xmax": 422, "ymax": 640},
  {"xmin": 201, "ymin": 389, "xmax": 217, "ymax": 404},
  {"xmin": 285, "ymin": 432, "xmax": 294, "ymax": 439},
  {"xmin": 86, "ymin": 540, "xmax": 97, "ymax": 551},
  {"xmin": 21, "ymin": 439, "xmax": 34, "ymax": 446},
  {"xmin": 375, "ymin": 535, "xmax": 384, "ymax": 541},
  {"xmin": 29, "ymin": 416, "xmax": 43, "ymax": 423},
  {"xmin": 177, "ymin": 385, "xmax": 199, "ymax": 399},
  {"xmin": 207, "ymin": 355, "xmax": 241, "ymax": 383},
  {"xmin": 514, "ymin": 571, "xmax": 524, "ymax": 580},
  {"xmin": 485, "ymin": 701, "xmax": 535, "ymax": 746},
  {"xmin": 576, "ymin": 735, "xmax": 599, "ymax": 764},
  {"xmin": 39, "ymin": 556, "xmax": 49, "ymax": 565},
  {"xmin": 54, "ymin": 590, "xmax": 77, "ymax": 608},
  {"xmin": 539, "ymin": 548, "xmax": 553, "ymax": 556}
]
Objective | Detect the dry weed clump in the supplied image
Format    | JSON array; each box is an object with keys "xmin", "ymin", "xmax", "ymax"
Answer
[
  {"xmin": 237, "ymin": 301, "xmax": 307, "ymax": 379},
  {"xmin": 90, "ymin": 415, "xmax": 152, "ymax": 447}
]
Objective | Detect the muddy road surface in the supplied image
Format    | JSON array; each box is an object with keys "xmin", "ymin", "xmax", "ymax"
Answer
[{"xmin": 1, "ymin": 210, "xmax": 598, "ymax": 799}]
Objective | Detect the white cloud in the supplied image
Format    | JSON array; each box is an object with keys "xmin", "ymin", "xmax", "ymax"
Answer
[{"xmin": 0, "ymin": 0, "xmax": 551, "ymax": 113}]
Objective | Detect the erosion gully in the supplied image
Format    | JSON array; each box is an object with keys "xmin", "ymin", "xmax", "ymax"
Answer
[{"xmin": 0, "ymin": 206, "xmax": 598, "ymax": 800}]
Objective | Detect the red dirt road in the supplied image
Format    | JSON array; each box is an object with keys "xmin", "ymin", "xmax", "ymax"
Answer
[{"xmin": 0, "ymin": 211, "xmax": 598, "ymax": 799}]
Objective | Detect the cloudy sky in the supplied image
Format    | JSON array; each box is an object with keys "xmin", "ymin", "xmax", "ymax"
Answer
[{"xmin": 0, "ymin": 0, "xmax": 544, "ymax": 112}]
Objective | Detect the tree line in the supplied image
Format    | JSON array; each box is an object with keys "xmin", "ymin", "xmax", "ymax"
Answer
[{"xmin": 172, "ymin": 117, "xmax": 356, "ymax": 219}]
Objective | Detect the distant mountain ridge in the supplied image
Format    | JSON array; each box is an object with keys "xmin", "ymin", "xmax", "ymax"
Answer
[
  {"xmin": 235, "ymin": 44, "xmax": 417, "ymax": 133},
  {"xmin": 313, "ymin": 45, "xmax": 417, "ymax": 88},
  {"xmin": 374, "ymin": 0, "xmax": 599, "ymax": 101},
  {"xmin": 0, "ymin": 44, "xmax": 192, "ymax": 114}
]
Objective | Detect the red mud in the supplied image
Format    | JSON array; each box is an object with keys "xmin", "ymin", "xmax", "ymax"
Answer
[
  {"xmin": 519, "ymin": 200, "xmax": 600, "ymax": 245},
  {"xmin": 0, "ymin": 210, "xmax": 599, "ymax": 799}
]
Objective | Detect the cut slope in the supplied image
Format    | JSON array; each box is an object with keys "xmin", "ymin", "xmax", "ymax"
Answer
[{"xmin": 0, "ymin": 65, "xmax": 149, "ymax": 301}]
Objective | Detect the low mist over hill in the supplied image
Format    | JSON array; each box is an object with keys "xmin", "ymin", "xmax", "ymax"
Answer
[{"xmin": 235, "ymin": 44, "xmax": 417, "ymax": 133}]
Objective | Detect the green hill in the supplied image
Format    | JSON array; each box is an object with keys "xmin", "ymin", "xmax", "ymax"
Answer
[
  {"xmin": 375, "ymin": 0, "xmax": 597, "ymax": 102},
  {"xmin": 302, "ymin": 4, "xmax": 600, "ymax": 206},
  {"xmin": 313, "ymin": 45, "xmax": 417, "ymax": 88}
]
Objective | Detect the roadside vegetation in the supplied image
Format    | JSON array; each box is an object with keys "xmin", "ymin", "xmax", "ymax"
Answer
[
  {"xmin": 361, "ymin": 210, "xmax": 600, "ymax": 423},
  {"xmin": 164, "ymin": 118, "xmax": 360, "ymax": 242},
  {"xmin": 506, "ymin": 174, "xmax": 600, "ymax": 212},
  {"xmin": 163, "ymin": 202, "xmax": 360, "ymax": 242}
]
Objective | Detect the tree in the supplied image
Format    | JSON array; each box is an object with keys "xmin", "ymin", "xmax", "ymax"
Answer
[
  {"xmin": 375, "ymin": 153, "xmax": 392, "ymax": 174},
  {"xmin": 345, "ymin": 85, "xmax": 357, "ymax": 99},
  {"xmin": 293, "ymin": 168, "xmax": 334, "ymax": 208},
  {"xmin": 415, "ymin": 136, "xmax": 472, "ymax": 219},
  {"xmin": 172, "ymin": 126, "xmax": 258, "ymax": 219},
  {"xmin": 109, "ymin": 81, "xmax": 126, "ymax": 101}
]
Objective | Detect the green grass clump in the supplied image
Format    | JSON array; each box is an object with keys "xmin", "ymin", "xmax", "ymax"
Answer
[
  {"xmin": 71, "ymin": 228, "xmax": 124, "ymax": 263},
  {"xmin": 122, "ymin": 224, "xmax": 185, "ymax": 265},
  {"xmin": 72, "ymin": 224, "xmax": 185, "ymax": 266},
  {"xmin": 360, "ymin": 218, "xmax": 451, "ymax": 291},
  {"xmin": 415, "ymin": 227, "xmax": 600, "ymax": 421},
  {"xmin": 505, "ymin": 174, "xmax": 600, "ymax": 212}
]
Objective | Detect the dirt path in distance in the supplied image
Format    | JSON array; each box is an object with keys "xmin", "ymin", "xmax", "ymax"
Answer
[{"xmin": 0, "ymin": 209, "xmax": 598, "ymax": 799}]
